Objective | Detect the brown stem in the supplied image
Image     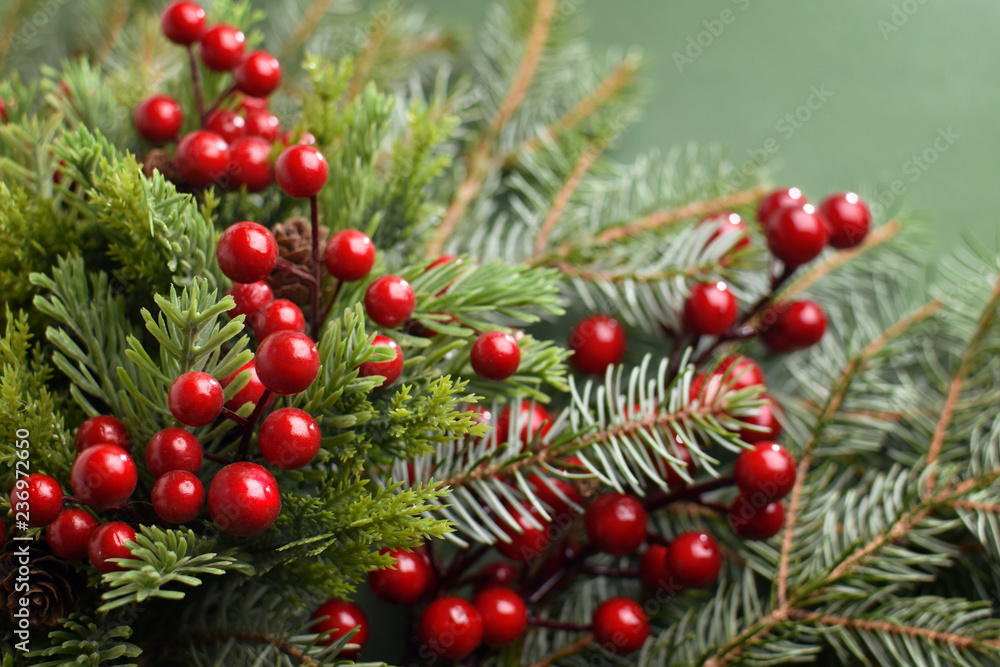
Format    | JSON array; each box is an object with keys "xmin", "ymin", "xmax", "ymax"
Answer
[
  {"xmin": 310, "ymin": 195, "xmax": 322, "ymax": 341},
  {"xmin": 274, "ymin": 259, "xmax": 317, "ymax": 285},
  {"xmin": 202, "ymin": 82, "xmax": 238, "ymax": 123},
  {"xmin": 441, "ymin": 544, "xmax": 489, "ymax": 589},
  {"xmin": 527, "ymin": 634, "xmax": 595, "ymax": 667},
  {"xmin": 532, "ymin": 142, "xmax": 604, "ymax": 258},
  {"xmin": 318, "ymin": 280, "xmax": 343, "ymax": 329},
  {"xmin": 186, "ymin": 45, "xmax": 205, "ymax": 125},
  {"xmin": 789, "ymin": 609, "xmax": 1000, "ymax": 650},
  {"xmin": 220, "ymin": 406, "xmax": 248, "ymax": 428},
  {"xmin": 204, "ymin": 451, "xmax": 233, "ymax": 465},
  {"xmin": 644, "ymin": 476, "xmax": 735, "ymax": 513},
  {"xmin": 238, "ymin": 389, "xmax": 272, "ymax": 461}
]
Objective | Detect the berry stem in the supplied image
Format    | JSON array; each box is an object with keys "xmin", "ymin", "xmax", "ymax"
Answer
[
  {"xmin": 238, "ymin": 389, "xmax": 273, "ymax": 460},
  {"xmin": 580, "ymin": 564, "xmax": 639, "ymax": 578},
  {"xmin": 310, "ymin": 194, "xmax": 321, "ymax": 341},
  {"xmin": 644, "ymin": 475, "xmax": 735, "ymax": 513},
  {"xmin": 220, "ymin": 406, "xmax": 249, "ymax": 427},
  {"xmin": 318, "ymin": 280, "xmax": 343, "ymax": 329},
  {"xmin": 186, "ymin": 45, "xmax": 205, "ymax": 125},
  {"xmin": 440, "ymin": 543, "xmax": 489, "ymax": 589},
  {"xmin": 528, "ymin": 617, "xmax": 591, "ymax": 632},
  {"xmin": 203, "ymin": 82, "xmax": 238, "ymax": 123},
  {"xmin": 273, "ymin": 259, "xmax": 317, "ymax": 285},
  {"xmin": 204, "ymin": 451, "xmax": 233, "ymax": 465},
  {"xmin": 526, "ymin": 543, "xmax": 594, "ymax": 605}
]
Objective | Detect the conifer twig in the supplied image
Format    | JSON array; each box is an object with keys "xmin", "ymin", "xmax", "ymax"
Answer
[
  {"xmin": 190, "ymin": 632, "xmax": 319, "ymax": 666},
  {"xmin": 186, "ymin": 45, "xmax": 206, "ymax": 123},
  {"xmin": 94, "ymin": 1, "xmax": 132, "ymax": 66},
  {"xmin": 788, "ymin": 610, "xmax": 1000, "ymax": 650},
  {"xmin": 532, "ymin": 142, "xmax": 605, "ymax": 257},
  {"xmin": 347, "ymin": 18, "xmax": 388, "ymax": 101},
  {"xmin": 527, "ymin": 634, "xmax": 594, "ymax": 667}
]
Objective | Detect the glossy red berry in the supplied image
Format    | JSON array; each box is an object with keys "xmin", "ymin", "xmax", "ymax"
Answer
[
  {"xmin": 496, "ymin": 506, "xmax": 550, "ymax": 562},
  {"xmin": 470, "ymin": 331, "xmax": 521, "ymax": 380},
  {"xmin": 660, "ymin": 429, "xmax": 697, "ymax": 488},
  {"xmin": 46, "ymin": 508, "xmax": 97, "ymax": 560},
  {"xmin": 11, "ymin": 473, "xmax": 63, "ymax": 527},
  {"xmin": 244, "ymin": 109, "xmax": 281, "ymax": 141},
  {"xmin": 420, "ymin": 596, "xmax": 483, "ymax": 660},
  {"xmin": 685, "ymin": 282, "xmax": 738, "ymax": 336},
  {"xmin": 364, "ymin": 276, "xmax": 415, "ymax": 328},
  {"xmin": 716, "ymin": 355, "xmax": 765, "ymax": 391},
  {"xmin": 765, "ymin": 204, "xmax": 829, "ymax": 267},
  {"xmin": 168, "ymin": 371, "xmax": 224, "ymax": 427},
  {"xmin": 763, "ymin": 299, "xmax": 827, "ymax": 352},
  {"xmin": 223, "ymin": 360, "xmax": 273, "ymax": 412},
  {"xmin": 160, "ymin": 1, "xmax": 206, "ymax": 45},
  {"xmin": 75, "ymin": 415, "xmax": 130, "ymax": 453},
  {"xmin": 323, "ymin": 229, "xmax": 376, "ymax": 281},
  {"xmin": 476, "ymin": 562, "xmax": 519, "ymax": 590},
  {"xmin": 227, "ymin": 281, "xmax": 273, "ymax": 319},
  {"xmin": 258, "ymin": 408, "xmax": 321, "ymax": 469},
  {"xmin": 497, "ymin": 402, "xmax": 551, "ymax": 445},
  {"xmin": 0, "ymin": 98, "xmax": 7, "ymax": 123},
  {"xmin": 255, "ymin": 331, "xmax": 320, "ymax": 395},
  {"xmin": 704, "ymin": 211, "xmax": 751, "ymax": 250},
  {"xmin": 734, "ymin": 442, "xmax": 796, "ymax": 501},
  {"xmin": 820, "ymin": 192, "xmax": 870, "ymax": 249},
  {"xmin": 235, "ymin": 51, "xmax": 282, "ymax": 98},
  {"xmin": 275, "ymin": 145, "xmax": 328, "ymax": 198},
  {"xmin": 312, "ymin": 599, "xmax": 369, "ymax": 652},
  {"xmin": 357, "ymin": 334, "xmax": 403, "ymax": 388},
  {"xmin": 204, "ymin": 109, "xmax": 246, "ymax": 144},
  {"xmin": 70, "ymin": 445, "xmax": 137, "ymax": 510},
  {"xmin": 739, "ymin": 394, "xmax": 782, "ymax": 443},
  {"xmin": 88, "ymin": 521, "xmax": 136, "ymax": 573},
  {"xmin": 640, "ymin": 544, "xmax": 681, "ymax": 593},
  {"xmin": 239, "ymin": 95, "xmax": 268, "ymax": 113},
  {"xmin": 134, "ymin": 95, "xmax": 183, "ymax": 144},
  {"xmin": 474, "ymin": 588, "xmax": 527, "ymax": 647},
  {"xmin": 568, "ymin": 314, "xmax": 626, "ymax": 375},
  {"xmin": 757, "ymin": 187, "xmax": 809, "ymax": 224},
  {"xmin": 217, "ymin": 221, "xmax": 278, "ymax": 284},
  {"xmin": 145, "ymin": 428, "xmax": 203, "ymax": 477},
  {"xmin": 249, "ymin": 298, "xmax": 306, "ymax": 340},
  {"xmin": 667, "ymin": 531, "xmax": 722, "ymax": 588},
  {"xmin": 728, "ymin": 494, "xmax": 785, "ymax": 540},
  {"xmin": 152, "ymin": 470, "xmax": 205, "ymax": 523},
  {"xmin": 175, "ymin": 130, "xmax": 229, "ymax": 187},
  {"xmin": 369, "ymin": 547, "xmax": 433, "ymax": 604},
  {"xmin": 226, "ymin": 137, "xmax": 273, "ymax": 192},
  {"xmin": 592, "ymin": 597, "xmax": 650, "ymax": 655},
  {"xmin": 528, "ymin": 474, "xmax": 582, "ymax": 519},
  {"xmin": 585, "ymin": 492, "xmax": 647, "ymax": 556},
  {"xmin": 199, "ymin": 24, "xmax": 245, "ymax": 71},
  {"xmin": 207, "ymin": 462, "xmax": 281, "ymax": 537}
]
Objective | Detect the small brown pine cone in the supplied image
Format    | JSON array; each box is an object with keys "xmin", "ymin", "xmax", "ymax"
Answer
[
  {"xmin": 267, "ymin": 216, "xmax": 329, "ymax": 307},
  {"xmin": 140, "ymin": 149, "xmax": 182, "ymax": 185},
  {"xmin": 0, "ymin": 538, "xmax": 86, "ymax": 628}
]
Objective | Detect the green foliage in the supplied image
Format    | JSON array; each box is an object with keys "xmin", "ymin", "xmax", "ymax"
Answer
[{"xmin": 25, "ymin": 616, "xmax": 142, "ymax": 667}]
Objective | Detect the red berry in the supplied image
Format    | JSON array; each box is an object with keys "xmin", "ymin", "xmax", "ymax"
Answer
[
  {"xmin": 764, "ymin": 204, "xmax": 828, "ymax": 267},
  {"xmin": 238, "ymin": 96, "xmax": 268, "ymax": 113},
  {"xmin": 368, "ymin": 547, "xmax": 433, "ymax": 604},
  {"xmin": 757, "ymin": 187, "xmax": 809, "ymax": 224},
  {"xmin": 46, "ymin": 508, "xmax": 97, "ymax": 560},
  {"xmin": 258, "ymin": 408, "xmax": 321, "ymax": 469},
  {"xmin": 820, "ymin": 192, "xmax": 870, "ymax": 249},
  {"xmin": 470, "ymin": 331, "xmax": 521, "ymax": 381},
  {"xmin": 235, "ymin": 51, "xmax": 282, "ymax": 98},
  {"xmin": 357, "ymin": 334, "xmax": 403, "ymax": 388},
  {"xmin": 660, "ymin": 429, "xmax": 696, "ymax": 488},
  {"xmin": 175, "ymin": 130, "xmax": 229, "ymax": 187},
  {"xmin": 249, "ymin": 298, "xmax": 306, "ymax": 340},
  {"xmin": 685, "ymin": 282, "xmax": 738, "ymax": 336},
  {"xmin": 716, "ymin": 355, "xmax": 764, "ymax": 391},
  {"xmin": 160, "ymin": 1, "xmax": 206, "ymax": 45},
  {"xmin": 704, "ymin": 211, "xmax": 750, "ymax": 250},
  {"xmin": 739, "ymin": 394, "xmax": 782, "ymax": 443},
  {"xmin": 585, "ymin": 492, "xmax": 647, "ymax": 556},
  {"xmin": 244, "ymin": 109, "xmax": 281, "ymax": 141},
  {"xmin": 419, "ymin": 596, "xmax": 483, "ymax": 660},
  {"xmin": 204, "ymin": 109, "xmax": 246, "ymax": 144},
  {"xmin": 151, "ymin": 470, "xmax": 205, "ymax": 523},
  {"xmin": 10, "ymin": 473, "xmax": 63, "ymax": 527},
  {"xmin": 217, "ymin": 221, "xmax": 278, "ymax": 284},
  {"xmin": 199, "ymin": 24, "xmax": 245, "ymax": 71},
  {"xmin": 207, "ymin": 462, "xmax": 281, "ymax": 537},
  {"xmin": 667, "ymin": 531, "xmax": 722, "ymax": 588},
  {"xmin": 496, "ymin": 506, "xmax": 550, "ymax": 562},
  {"xmin": 88, "ymin": 521, "xmax": 136, "ymax": 573},
  {"xmin": 568, "ymin": 314, "xmax": 626, "ymax": 375},
  {"xmin": 763, "ymin": 299, "xmax": 827, "ymax": 352},
  {"xmin": 75, "ymin": 415, "xmax": 130, "ymax": 453},
  {"xmin": 640, "ymin": 544, "xmax": 681, "ymax": 593},
  {"xmin": 473, "ymin": 588, "xmax": 527, "ymax": 647},
  {"xmin": 476, "ymin": 562, "xmax": 519, "ymax": 590},
  {"xmin": 734, "ymin": 442, "xmax": 796, "ymax": 501},
  {"xmin": 312, "ymin": 599, "xmax": 369, "ymax": 652},
  {"xmin": 168, "ymin": 371, "xmax": 224, "ymax": 427},
  {"xmin": 222, "ymin": 360, "xmax": 273, "ymax": 412},
  {"xmin": 70, "ymin": 445, "xmax": 137, "ymax": 510},
  {"xmin": 145, "ymin": 428, "xmax": 203, "ymax": 477},
  {"xmin": 592, "ymin": 597, "xmax": 649, "ymax": 655},
  {"xmin": 323, "ymin": 229, "xmax": 376, "ymax": 281},
  {"xmin": 226, "ymin": 137, "xmax": 273, "ymax": 192},
  {"xmin": 364, "ymin": 275, "xmax": 415, "ymax": 328},
  {"xmin": 227, "ymin": 281, "xmax": 273, "ymax": 319},
  {"xmin": 528, "ymin": 474, "xmax": 582, "ymax": 519},
  {"xmin": 134, "ymin": 95, "xmax": 183, "ymax": 144},
  {"xmin": 0, "ymin": 98, "xmax": 7, "ymax": 123},
  {"xmin": 275, "ymin": 145, "xmax": 328, "ymax": 198},
  {"xmin": 728, "ymin": 494, "xmax": 785, "ymax": 540},
  {"xmin": 255, "ymin": 331, "xmax": 320, "ymax": 395},
  {"xmin": 689, "ymin": 371, "xmax": 725, "ymax": 406},
  {"xmin": 497, "ymin": 403, "xmax": 552, "ymax": 445}
]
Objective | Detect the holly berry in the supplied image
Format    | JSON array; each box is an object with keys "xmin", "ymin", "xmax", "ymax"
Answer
[
  {"xmin": 207, "ymin": 462, "xmax": 281, "ymax": 537},
  {"xmin": 739, "ymin": 394, "xmax": 782, "ymax": 443},
  {"xmin": 476, "ymin": 562, "xmax": 519, "ymax": 590},
  {"xmin": 239, "ymin": 95, "xmax": 268, "ymax": 113},
  {"xmin": 227, "ymin": 137, "xmax": 273, "ymax": 192},
  {"xmin": 496, "ymin": 506, "xmax": 550, "ymax": 562},
  {"xmin": 592, "ymin": 598, "xmax": 650, "ymax": 655},
  {"xmin": 419, "ymin": 596, "xmax": 483, "ymax": 660},
  {"xmin": 11, "ymin": 473, "xmax": 63, "ymax": 527},
  {"xmin": 235, "ymin": 51, "xmax": 282, "ymax": 98},
  {"xmin": 764, "ymin": 204, "xmax": 828, "ymax": 267},
  {"xmin": 145, "ymin": 428, "xmax": 203, "ymax": 477},
  {"xmin": 473, "ymin": 588, "xmax": 527, "ymax": 647},
  {"xmin": 222, "ymin": 360, "xmax": 272, "ymax": 412},
  {"xmin": 528, "ymin": 474, "xmax": 582, "ymax": 519},
  {"xmin": 470, "ymin": 331, "xmax": 521, "ymax": 381},
  {"xmin": 728, "ymin": 494, "xmax": 785, "ymax": 540},
  {"xmin": 226, "ymin": 281, "xmax": 273, "ymax": 319},
  {"xmin": 667, "ymin": 531, "xmax": 722, "ymax": 588},
  {"xmin": 685, "ymin": 281, "xmax": 738, "ymax": 336},
  {"xmin": 497, "ymin": 402, "xmax": 552, "ymax": 445},
  {"xmin": 640, "ymin": 544, "xmax": 680, "ymax": 593},
  {"xmin": 168, "ymin": 371, "xmax": 224, "ymax": 427},
  {"xmin": 175, "ymin": 130, "xmax": 229, "ymax": 187},
  {"xmin": 323, "ymin": 229, "xmax": 376, "ymax": 281},
  {"xmin": 199, "ymin": 24, "xmax": 245, "ymax": 71},
  {"xmin": 585, "ymin": 492, "xmax": 647, "ymax": 556},
  {"xmin": 757, "ymin": 187, "xmax": 809, "ymax": 224},
  {"xmin": 255, "ymin": 331, "xmax": 320, "ymax": 395},
  {"xmin": 704, "ymin": 211, "xmax": 750, "ymax": 250},
  {"xmin": 275, "ymin": 145, "xmax": 328, "ymax": 198},
  {"xmin": 244, "ymin": 109, "xmax": 281, "ymax": 141},
  {"xmin": 357, "ymin": 334, "xmax": 403, "ymax": 388},
  {"xmin": 216, "ymin": 221, "xmax": 278, "ymax": 284},
  {"xmin": 568, "ymin": 314, "xmax": 626, "ymax": 375},
  {"xmin": 820, "ymin": 192, "xmax": 870, "ymax": 249},
  {"xmin": 88, "ymin": 521, "xmax": 136, "ymax": 573},
  {"xmin": 734, "ymin": 442, "xmax": 796, "ymax": 501},
  {"xmin": 160, "ymin": 1, "xmax": 206, "ymax": 45},
  {"xmin": 716, "ymin": 355, "xmax": 764, "ymax": 391},
  {"xmin": 133, "ymin": 95, "xmax": 183, "ymax": 144},
  {"xmin": 368, "ymin": 547, "xmax": 433, "ymax": 604},
  {"xmin": 46, "ymin": 508, "xmax": 98, "ymax": 560},
  {"xmin": 204, "ymin": 109, "xmax": 246, "ymax": 144},
  {"xmin": 152, "ymin": 470, "xmax": 205, "ymax": 524},
  {"xmin": 0, "ymin": 98, "xmax": 7, "ymax": 123},
  {"xmin": 258, "ymin": 408, "xmax": 321, "ymax": 469},
  {"xmin": 312, "ymin": 599, "xmax": 369, "ymax": 653},
  {"xmin": 763, "ymin": 299, "xmax": 827, "ymax": 352},
  {"xmin": 364, "ymin": 276, "xmax": 415, "ymax": 328},
  {"xmin": 249, "ymin": 298, "xmax": 306, "ymax": 340},
  {"xmin": 75, "ymin": 415, "xmax": 130, "ymax": 453},
  {"xmin": 70, "ymin": 445, "xmax": 137, "ymax": 510}
]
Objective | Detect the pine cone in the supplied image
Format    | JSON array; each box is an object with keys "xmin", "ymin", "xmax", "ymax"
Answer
[
  {"xmin": 140, "ymin": 149, "xmax": 182, "ymax": 185},
  {"xmin": 267, "ymin": 217, "xmax": 329, "ymax": 307},
  {"xmin": 0, "ymin": 537, "xmax": 86, "ymax": 628}
]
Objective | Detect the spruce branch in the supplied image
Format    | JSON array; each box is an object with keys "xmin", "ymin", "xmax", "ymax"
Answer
[
  {"xmin": 190, "ymin": 631, "xmax": 320, "ymax": 667},
  {"xmin": 532, "ymin": 141, "xmax": 605, "ymax": 257}
]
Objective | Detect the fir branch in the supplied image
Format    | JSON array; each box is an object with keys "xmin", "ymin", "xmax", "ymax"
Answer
[
  {"xmin": 94, "ymin": 1, "xmax": 131, "ymax": 66},
  {"xmin": 279, "ymin": 0, "xmax": 340, "ymax": 62},
  {"xmin": 527, "ymin": 633, "xmax": 594, "ymax": 667},
  {"xmin": 532, "ymin": 141, "xmax": 605, "ymax": 257},
  {"xmin": 190, "ymin": 631, "xmax": 320, "ymax": 667},
  {"xmin": 347, "ymin": 17, "xmax": 388, "ymax": 101},
  {"xmin": 789, "ymin": 609, "xmax": 1000, "ymax": 651}
]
